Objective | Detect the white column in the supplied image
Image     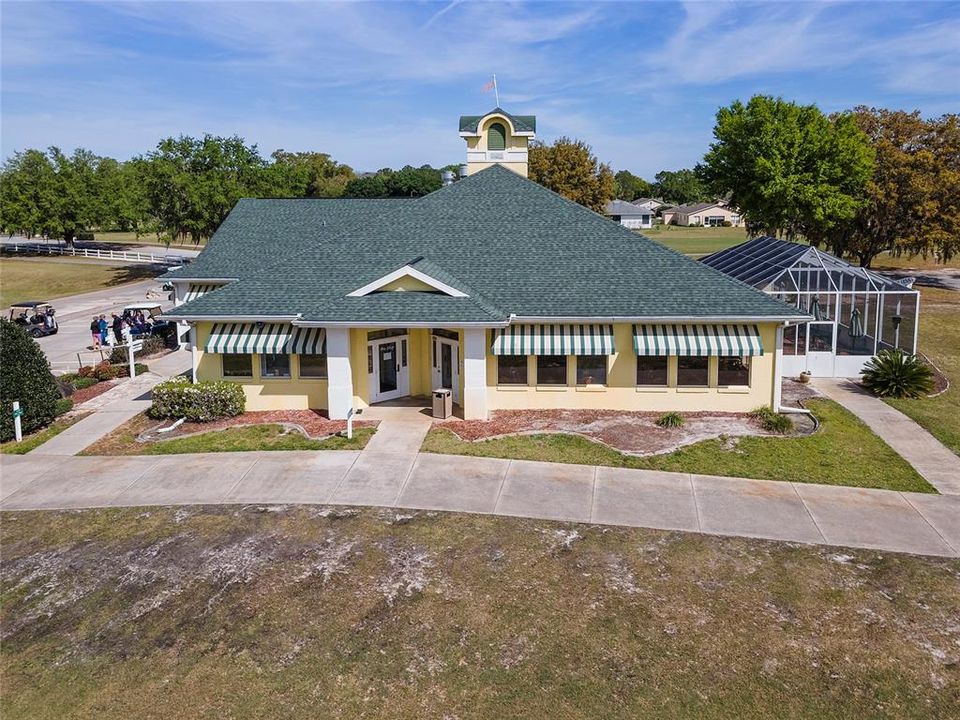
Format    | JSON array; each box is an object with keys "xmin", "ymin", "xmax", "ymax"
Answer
[
  {"xmin": 462, "ymin": 328, "xmax": 488, "ymax": 420},
  {"xmin": 772, "ymin": 324, "xmax": 784, "ymax": 411},
  {"xmin": 326, "ymin": 327, "xmax": 354, "ymax": 420},
  {"xmin": 189, "ymin": 323, "xmax": 198, "ymax": 384}
]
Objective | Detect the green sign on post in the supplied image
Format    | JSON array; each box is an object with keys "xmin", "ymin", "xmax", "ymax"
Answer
[{"xmin": 12, "ymin": 408, "xmax": 23, "ymax": 418}]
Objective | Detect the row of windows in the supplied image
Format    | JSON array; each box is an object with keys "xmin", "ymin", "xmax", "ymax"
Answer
[
  {"xmin": 497, "ymin": 355, "xmax": 751, "ymax": 388},
  {"xmin": 222, "ymin": 353, "xmax": 327, "ymax": 379}
]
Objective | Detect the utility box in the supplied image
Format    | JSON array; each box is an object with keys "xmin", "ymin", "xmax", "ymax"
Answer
[{"xmin": 432, "ymin": 388, "xmax": 453, "ymax": 419}]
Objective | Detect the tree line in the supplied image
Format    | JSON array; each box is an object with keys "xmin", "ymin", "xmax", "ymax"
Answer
[
  {"xmin": 2, "ymin": 98, "xmax": 956, "ymax": 265},
  {"xmin": 605, "ymin": 98, "xmax": 959, "ymax": 266},
  {"xmin": 0, "ymin": 136, "xmax": 451, "ymax": 245}
]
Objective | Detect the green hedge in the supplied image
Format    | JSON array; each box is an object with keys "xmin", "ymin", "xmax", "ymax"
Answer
[
  {"xmin": 149, "ymin": 378, "xmax": 245, "ymax": 422},
  {"xmin": 0, "ymin": 319, "xmax": 63, "ymax": 441}
]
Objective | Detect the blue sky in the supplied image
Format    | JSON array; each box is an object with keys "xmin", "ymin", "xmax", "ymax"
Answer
[{"xmin": 2, "ymin": 1, "xmax": 958, "ymax": 177}]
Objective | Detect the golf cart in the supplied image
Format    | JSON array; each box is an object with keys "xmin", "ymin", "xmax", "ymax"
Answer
[
  {"xmin": 121, "ymin": 302, "xmax": 172, "ymax": 339},
  {"xmin": 8, "ymin": 301, "xmax": 58, "ymax": 338}
]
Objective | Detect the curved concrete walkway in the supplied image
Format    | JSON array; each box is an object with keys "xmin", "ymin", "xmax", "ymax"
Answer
[
  {"xmin": 814, "ymin": 378, "xmax": 960, "ymax": 494},
  {"xmin": 2, "ymin": 450, "xmax": 957, "ymax": 558}
]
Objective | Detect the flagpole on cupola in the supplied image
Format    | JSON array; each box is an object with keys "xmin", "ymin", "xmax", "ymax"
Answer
[{"xmin": 482, "ymin": 75, "xmax": 499, "ymax": 107}]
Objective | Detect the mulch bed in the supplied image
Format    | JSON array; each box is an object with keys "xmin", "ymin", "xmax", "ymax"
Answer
[
  {"xmin": 70, "ymin": 379, "xmax": 122, "ymax": 406},
  {"xmin": 153, "ymin": 409, "xmax": 378, "ymax": 440},
  {"xmin": 437, "ymin": 408, "xmax": 799, "ymax": 456}
]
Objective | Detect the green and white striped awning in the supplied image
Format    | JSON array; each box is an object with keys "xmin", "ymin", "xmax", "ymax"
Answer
[
  {"xmin": 491, "ymin": 324, "xmax": 616, "ymax": 356},
  {"xmin": 633, "ymin": 324, "xmax": 763, "ymax": 356},
  {"xmin": 205, "ymin": 323, "xmax": 293, "ymax": 354},
  {"xmin": 184, "ymin": 283, "xmax": 225, "ymax": 302},
  {"xmin": 290, "ymin": 327, "xmax": 326, "ymax": 354}
]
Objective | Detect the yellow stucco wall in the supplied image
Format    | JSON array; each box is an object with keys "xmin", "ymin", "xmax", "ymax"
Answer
[
  {"xmin": 484, "ymin": 323, "xmax": 778, "ymax": 413},
  {"xmin": 194, "ymin": 323, "xmax": 328, "ymax": 411},
  {"xmin": 195, "ymin": 322, "xmax": 778, "ymax": 414},
  {"xmin": 466, "ymin": 115, "xmax": 529, "ymax": 152},
  {"xmin": 465, "ymin": 114, "xmax": 529, "ymax": 177}
]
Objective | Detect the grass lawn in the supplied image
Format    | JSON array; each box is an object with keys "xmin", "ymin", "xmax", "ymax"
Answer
[
  {"xmin": 640, "ymin": 226, "xmax": 960, "ymax": 270},
  {"xmin": 80, "ymin": 412, "xmax": 374, "ymax": 455},
  {"xmin": 423, "ymin": 398, "xmax": 932, "ymax": 493},
  {"xmin": 872, "ymin": 252, "xmax": 960, "ymax": 271},
  {"xmin": 2, "ymin": 506, "xmax": 957, "ymax": 719},
  {"xmin": 0, "ymin": 257, "xmax": 157, "ymax": 307},
  {"xmin": 887, "ymin": 287, "xmax": 960, "ymax": 456},
  {"xmin": 94, "ymin": 231, "xmax": 206, "ymax": 249},
  {"xmin": 638, "ymin": 225, "xmax": 748, "ymax": 256},
  {"xmin": 0, "ymin": 412, "xmax": 90, "ymax": 455}
]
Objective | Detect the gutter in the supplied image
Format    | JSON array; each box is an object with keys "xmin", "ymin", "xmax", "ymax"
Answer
[
  {"xmin": 158, "ymin": 313, "xmax": 299, "ymax": 322},
  {"xmin": 511, "ymin": 314, "xmax": 813, "ymax": 323}
]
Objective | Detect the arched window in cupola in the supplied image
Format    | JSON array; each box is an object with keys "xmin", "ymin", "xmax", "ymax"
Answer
[{"xmin": 487, "ymin": 122, "xmax": 507, "ymax": 151}]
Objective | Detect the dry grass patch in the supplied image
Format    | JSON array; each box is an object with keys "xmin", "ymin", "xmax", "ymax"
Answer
[{"xmin": 1, "ymin": 506, "xmax": 958, "ymax": 719}]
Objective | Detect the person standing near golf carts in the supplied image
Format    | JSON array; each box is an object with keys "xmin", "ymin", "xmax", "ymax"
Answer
[{"xmin": 90, "ymin": 316, "xmax": 101, "ymax": 349}]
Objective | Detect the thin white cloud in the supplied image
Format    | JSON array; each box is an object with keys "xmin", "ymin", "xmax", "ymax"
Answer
[{"xmin": 640, "ymin": 1, "xmax": 960, "ymax": 97}]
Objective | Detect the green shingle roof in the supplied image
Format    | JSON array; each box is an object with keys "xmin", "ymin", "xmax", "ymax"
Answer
[
  {"xmin": 165, "ymin": 165, "xmax": 806, "ymax": 324},
  {"xmin": 459, "ymin": 108, "xmax": 536, "ymax": 134}
]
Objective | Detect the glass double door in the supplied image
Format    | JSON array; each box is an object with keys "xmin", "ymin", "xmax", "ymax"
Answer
[{"xmin": 368, "ymin": 336, "xmax": 409, "ymax": 403}]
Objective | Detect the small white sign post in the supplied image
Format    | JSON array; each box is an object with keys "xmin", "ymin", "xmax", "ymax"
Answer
[
  {"xmin": 127, "ymin": 339, "xmax": 144, "ymax": 378},
  {"xmin": 346, "ymin": 407, "xmax": 355, "ymax": 440},
  {"xmin": 12, "ymin": 401, "xmax": 23, "ymax": 443}
]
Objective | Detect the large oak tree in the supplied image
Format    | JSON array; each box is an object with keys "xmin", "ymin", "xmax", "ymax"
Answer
[
  {"xmin": 528, "ymin": 137, "xmax": 614, "ymax": 212},
  {"xmin": 701, "ymin": 95, "xmax": 874, "ymax": 242}
]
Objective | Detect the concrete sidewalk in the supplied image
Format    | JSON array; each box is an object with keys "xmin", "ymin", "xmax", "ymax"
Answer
[
  {"xmin": 31, "ymin": 350, "xmax": 190, "ymax": 456},
  {"xmin": 815, "ymin": 378, "xmax": 960, "ymax": 494},
  {"xmin": 2, "ymin": 450, "xmax": 957, "ymax": 558}
]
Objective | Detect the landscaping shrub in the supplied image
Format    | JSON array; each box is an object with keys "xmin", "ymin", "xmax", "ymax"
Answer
[
  {"xmin": 149, "ymin": 378, "xmax": 245, "ymax": 422},
  {"xmin": 55, "ymin": 398, "xmax": 74, "ymax": 416},
  {"xmin": 73, "ymin": 377, "xmax": 99, "ymax": 390},
  {"xmin": 0, "ymin": 319, "xmax": 63, "ymax": 441},
  {"xmin": 88, "ymin": 361, "xmax": 150, "ymax": 381},
  {"xmin": 861, "ymin": 349, "xmax": 934, "ymax": 399},
  {"xmin": 656, "ymin": 412, "xmax": 685, "ymax": 428},
  {"xmin": 751, "ymin": 405, "xmax": 793, "ymax": 434}
]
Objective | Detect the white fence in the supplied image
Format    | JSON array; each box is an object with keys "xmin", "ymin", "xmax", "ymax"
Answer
[{"xmin": 2, "ymin": 243, "xmax": 187, "ymax": 266}]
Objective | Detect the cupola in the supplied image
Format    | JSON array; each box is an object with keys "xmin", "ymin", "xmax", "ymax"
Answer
[{"xmin": 458, "ymin": 108, "xmax": 536, "ymax": 177}]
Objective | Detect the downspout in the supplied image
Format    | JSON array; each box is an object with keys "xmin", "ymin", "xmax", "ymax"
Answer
[{"xmin": 773, "ymin": 323, "xmax": 785, "ymax": 412}]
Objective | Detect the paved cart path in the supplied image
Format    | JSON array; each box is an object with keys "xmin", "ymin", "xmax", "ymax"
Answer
[
  {"xmin": 2, "ymin": 450, "xmax": 958, "ymax": 558},
  {"xmin": 814, "ymin": 378, "xmax": 960, "ymax": 495}
]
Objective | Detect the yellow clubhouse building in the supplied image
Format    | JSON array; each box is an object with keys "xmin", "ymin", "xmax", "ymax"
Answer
[{"xmin": 164, "ymin": 109, "xmax": 806, "ymax": 419}]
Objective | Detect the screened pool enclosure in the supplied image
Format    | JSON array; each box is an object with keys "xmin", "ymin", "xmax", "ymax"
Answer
[{"xmin": 702, "ymin": 237, "xmax": 919, "ymax": 377}]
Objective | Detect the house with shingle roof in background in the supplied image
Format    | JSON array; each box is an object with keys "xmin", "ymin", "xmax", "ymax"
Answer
[
  {"xmin": 670, "ymin": 201, "xmax": 744, "ymax": 227},
  {"xmin": 630, "ymin": 197, "xmax": 666, "ymax": 214},
  {"xmin": 605, "ymin": 199, "xmax": 654, "ymax": 229},
  {"xmin": 162, "ymin": 108, "xmax": 806, "ymax": 420}
]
